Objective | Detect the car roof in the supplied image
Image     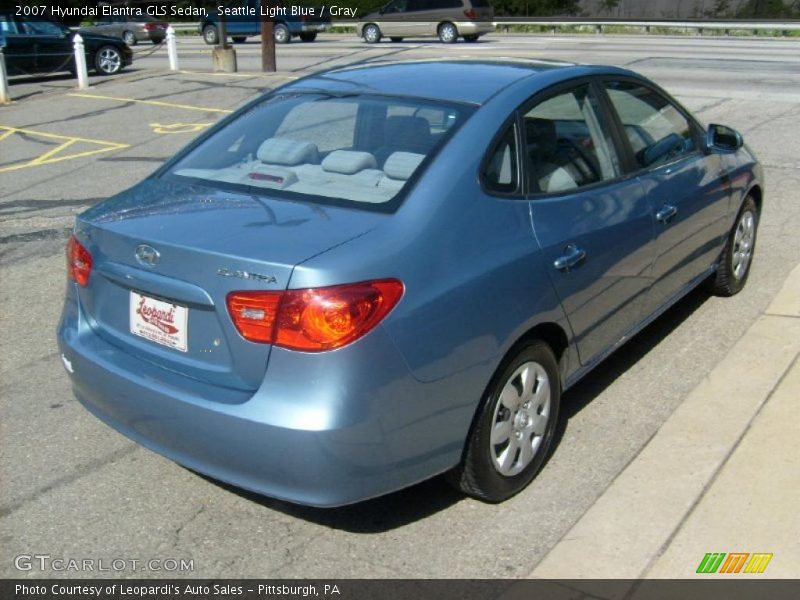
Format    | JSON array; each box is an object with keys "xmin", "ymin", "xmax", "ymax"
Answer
[{"xmin": 283, "ymin": 59, "xmax": 637, "ymax": 105}]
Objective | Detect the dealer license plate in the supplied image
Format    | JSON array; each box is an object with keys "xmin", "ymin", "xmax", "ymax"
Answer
[{"xmin": 129, "ymin": 291, "xmax": 188, "ymax": 352}]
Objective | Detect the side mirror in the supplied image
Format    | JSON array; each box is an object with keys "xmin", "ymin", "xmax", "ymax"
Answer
[{"xmin": 706, "ymin": 124, "xmax": 743, "ymax": 153}]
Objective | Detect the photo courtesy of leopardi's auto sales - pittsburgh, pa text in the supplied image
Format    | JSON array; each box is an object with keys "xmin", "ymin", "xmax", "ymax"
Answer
[{"xmin": 38, "ymin": 2, "xmax": 359, "ymax": 20}]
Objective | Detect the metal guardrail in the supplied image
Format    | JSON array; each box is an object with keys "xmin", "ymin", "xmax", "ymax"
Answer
[
  {"xmin": 492, "ymin": 19, "xmax": 800, "ymax": 34},
  {"xmin": 167, "ymin": 19, "xmax": 800, "ymax": 34}
]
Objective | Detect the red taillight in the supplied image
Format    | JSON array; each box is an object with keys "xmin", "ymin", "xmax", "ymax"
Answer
[
  {"xmin": 67, "ymin": 235, "xmax": 92, "ymax": 287},
  {"xmin": 226, "ymin": 279, "xmax": 404, "ymax": 351},
  {"xmin": 226, "ymin": 291, "xmax": 282, "ymax": 343},
  {"xmin": 143, "ymin": 23, "xmax": 157, "ymax": 31},
  {"xmin": 464, "ymin": 9, "xmax": 477, "ymax": 20}
]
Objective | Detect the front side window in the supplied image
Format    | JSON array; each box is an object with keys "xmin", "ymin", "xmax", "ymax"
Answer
[
  {"xmin": 524, "ymin": 85, "xmax": 620, "ymax": 194},
  {"xmin": 170, "ymin": 92, "xmax": 470, "ymax": 207},
  {"xmin": 0, "ymin": 15, "xmax": 20, "ymax": 34},
  {"xmin": 604, "ymin": 81, "xmax": 697, "ymax": 169}
]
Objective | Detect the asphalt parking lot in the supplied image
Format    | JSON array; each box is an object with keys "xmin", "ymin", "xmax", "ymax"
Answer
[{"xmin": 1, "ymin": 33, "xmax": 799, "ymax": 579}]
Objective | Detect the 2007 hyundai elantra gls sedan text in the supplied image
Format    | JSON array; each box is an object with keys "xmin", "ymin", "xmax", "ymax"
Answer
[{"xmin": 58, "ymin": 59, "xmax": 763, "ymax": 506}]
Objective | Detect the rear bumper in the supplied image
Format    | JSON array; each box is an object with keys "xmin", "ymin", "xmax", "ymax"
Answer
[
  {"xmin": 456, "ymin": 21, "xmax": 495, "ymax": 35},
  {"xmin": 57, "ymin": 289, "xmax": 468, "ymax": 507}
]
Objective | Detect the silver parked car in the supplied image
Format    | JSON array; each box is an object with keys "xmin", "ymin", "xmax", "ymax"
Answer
[
  {"xmin": 360, "ymin": 0, "xmax": 495, "ymax": 43},
  {"xmin": 80, "ymin": 14, "xmax": 168, "ymax": 46}
]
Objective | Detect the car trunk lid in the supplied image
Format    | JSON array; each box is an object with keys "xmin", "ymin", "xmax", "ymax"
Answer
[{"xmin": 74, "ymin": 179, "xmax": 380, "ymax": 394}]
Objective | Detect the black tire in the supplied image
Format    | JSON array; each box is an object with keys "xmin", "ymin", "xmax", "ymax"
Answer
[
  {"xmin": 94, "ymin": 45, "xmax": 123, "ymax": 75},
  {"xmin": 122, "ymin": 30, "xmax": 137, "ymax": 46},
  {"xmin": 390, "ymin": 37, "xmax": 404, "ymax": 42},
  {"xmin": 151, "ymin": 37, "xmax": 165, "ymax": 45},
  {"xmin": 232, "ymin": 36, "xmax": 247, "ymax": 43},
  {"xmin": 299, "ymin": 32, "xmax": 317, "ymax": 42},
  {"xmin": 274, "ymin": 23, "xmax": 291, "ymax": 44},
  {"xmin": 363, "ymin": 23, "xmax": 382, "ymax": 44},
  {"xmin": 707, "ymin": 196, "xmax": 759, "ymax": 296},
  {"xmin": 464, "ymin": 34, "xmax": 479, "ymax": 42},
  {"xmin": 447, "ymin": 340, "xmax": 561, "ymax": 502},
  {"xmin": 202, "ymin": 24, "xmax": 218, "ymax": 45},
  {"xmin": 438, "ymin": 22, "xmax": 458, "ymax": 43}
]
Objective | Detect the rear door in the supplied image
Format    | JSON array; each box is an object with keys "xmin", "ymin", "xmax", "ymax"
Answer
[
  {"xmin": 600, "ymin": 79, "xmax": 731, "ymax": 315},
  {"xmin": 525, "ymin": 81, "xmax": 656, "ymax": 366}
]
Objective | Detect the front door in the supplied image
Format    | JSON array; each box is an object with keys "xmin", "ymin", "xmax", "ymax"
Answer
[
  {"xmin": 601, "ymin": 80, "xmax": 731, "ymax": 314},
  {"xmin": 526, "ymin": 83, "xmax": 656, "ymax": 366}
]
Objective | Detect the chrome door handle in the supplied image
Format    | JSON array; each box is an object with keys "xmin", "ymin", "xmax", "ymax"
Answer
[
  {"xmin": 656, "ymin": 204, "xmax": 678, "ymax": 224},
  {"xmin": 554, "ymin": 244, "xmax": 586, "ymax": 271}
]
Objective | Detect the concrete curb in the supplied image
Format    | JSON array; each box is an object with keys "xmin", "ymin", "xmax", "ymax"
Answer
[{"xmin": 525, "ymin": 263, "xmax": 800, "ymax": 587}]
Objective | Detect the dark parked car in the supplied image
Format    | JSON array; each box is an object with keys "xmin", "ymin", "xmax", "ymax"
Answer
[
  {"xmin": 79, "ymin": 14, "xmax": 169, "ymax": 46},
  {"xmin": 59, "ymin": 60, "xmax": 762, "ymax": 507},
  {"xmin": 0, "ymin": 12, "xmax": 132, "ymax": 76},
  {"xmin": 201, "ymin": 0, "xmax": 331, "ymax": 45}
]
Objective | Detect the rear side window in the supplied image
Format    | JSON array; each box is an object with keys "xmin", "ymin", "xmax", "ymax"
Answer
[
  {"xmin": 604, "ymin": 81, "xmax": 697, "ymax": 169},
  {"xmin": 483, "ymin": 123, "xmax": 519, "ymax": 195},
  {"xmin": 524, "ymin": 85, "xmax": 621, "ymax": 194},
  {"xmin": 169, "ymin": 93, "xmax": 471, "ymax": 208}
]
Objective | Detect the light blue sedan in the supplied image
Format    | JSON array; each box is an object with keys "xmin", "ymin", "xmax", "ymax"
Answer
[{"xmin": 58, "ymin": 59, "xmax": 762, "ymax": 506}]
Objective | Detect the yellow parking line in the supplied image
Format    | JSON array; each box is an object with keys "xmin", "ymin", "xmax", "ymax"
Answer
[
  {"xmin": 29, "ymin": 139, "xmax": 78, "ymax": 165},
  {"xmin": 0, "ymin": 125, "xmax": 130, "ymax": 173},
  {"xmin": 67, "ymin": 92, "xmax": 233, "ymax": 114},
  {"xmin": 0, "ymin": 125, "xmax": 131, "ymax": 147}
]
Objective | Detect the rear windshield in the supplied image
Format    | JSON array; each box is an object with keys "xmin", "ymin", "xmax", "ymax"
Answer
[{"xmin": 168, "ymin": 92, "xmax": 472, "ymax": 208}]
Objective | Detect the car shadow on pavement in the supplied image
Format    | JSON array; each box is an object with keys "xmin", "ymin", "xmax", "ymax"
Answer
[
  {"xmin": 554, "ymin": 285, "xmax": 712, "ymax": 439},
  {"xmin": 200, "ymin": 285, "xmax": 712, "ymax": 533}
]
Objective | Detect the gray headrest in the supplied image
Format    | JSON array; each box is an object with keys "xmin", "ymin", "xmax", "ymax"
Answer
[
  {"xmin": 257, "ymin": 138, "xmax": 318, "ymax": 166},
  {"xmin": 321, "ymin": 150, "xmax": 377, "ymax": 175},
  {"xmin": 384, "ymin": 152, "xmax": 425, "ymax": 181}
]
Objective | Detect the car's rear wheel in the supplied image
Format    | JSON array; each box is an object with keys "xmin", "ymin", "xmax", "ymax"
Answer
[
  {"xmin": 299, "ymin": 32, "xmax": 317, "ymax": 42},
  {"xmin": 447, "ymin": 340, "xmax": 561, "ymax": 502},
  {"xmin": 232, "ymin": 36, "xmax": 247, "ymax": 43},
  {"xmin": 438, "ymin": 22, "xmax": 458, "ymax": 43},
  {"xmin": 708, "ymin": 196, "xmax": 759, "ymax": 296},
  {"xmin": 363, "ymin": 24, "xmax": 382, "ymax": 44},
  {"xmin": 203, "ymin": 24, "xmax": 218, "ymax": 45},
  {"xmin": 464, "ymin": 34, "xmax": 479, "ymax": 42},
  {"xmin": 274, "ymin": 23, "xmax": 291, "ymax": 44},
  {"xmin": 94, "ymin": 46, "xmax": 123, "ymax": 75},
  {"xmin": 122, "ymin": 30, "xmax": 137, "ymax": 46}
]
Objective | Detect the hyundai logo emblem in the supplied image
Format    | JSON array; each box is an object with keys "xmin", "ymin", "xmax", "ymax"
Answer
[{"xmin": 135, "ymin": 244, "xmax": 160, "ymax": 267}]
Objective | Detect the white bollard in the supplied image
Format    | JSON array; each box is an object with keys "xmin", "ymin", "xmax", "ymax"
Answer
[
  {"xmin": 167, "ymin": 26, "xmax": 179, "ymax": 71},
  {"xmin": 73, "ymin": 33, "xmax": 89, "ymax": 90},
  {"xmin": 0, "ymin": 49, "xmax": 10, "ymax": 105}
]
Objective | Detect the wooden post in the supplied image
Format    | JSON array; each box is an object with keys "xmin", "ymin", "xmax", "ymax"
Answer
[{"xmin": 261, "ymin": 0, "xmax": 276, "ymax": 72}]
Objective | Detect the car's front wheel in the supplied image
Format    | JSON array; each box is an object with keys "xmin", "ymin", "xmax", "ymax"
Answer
[
  {"xmin": 464, "ymin": 34, "xmax": 479, "ymax": 42},
  {"xmin": 299, "ymin": 32, "xmax": 317, "ymax": 42},
  {"xmin": 448, "ymin": 340, "xmax": 561, "ymax": 502},
  {"xmin": 94, "ymin": 45, "xmax": 123, "ymax": 75},
  {"xmin": 708, "ymin": 195, "xmax": 759, "ymax": 296},
  {"xmin": 438, "ymin": 22, "xmax": 458, "ymax": 43},
  {"xmin": 122, "ymin": 30, "xmax": 137, "ymax": 46},
  {"xmin": 232, "ymin": 36, "xmax": 247, "ymax": 43},
  {"xmin": 202, "ymin": 24, "xmax": 218, "ymax": 45},
  {"xmin": 363, "ymin": 24, "xmax": 382, "ymax": 44}
]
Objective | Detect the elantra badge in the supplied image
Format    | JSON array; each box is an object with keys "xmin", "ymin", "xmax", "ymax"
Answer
[{"xmin": 135, "ymin": 244, "xmax": 160, "ymax": 267}]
